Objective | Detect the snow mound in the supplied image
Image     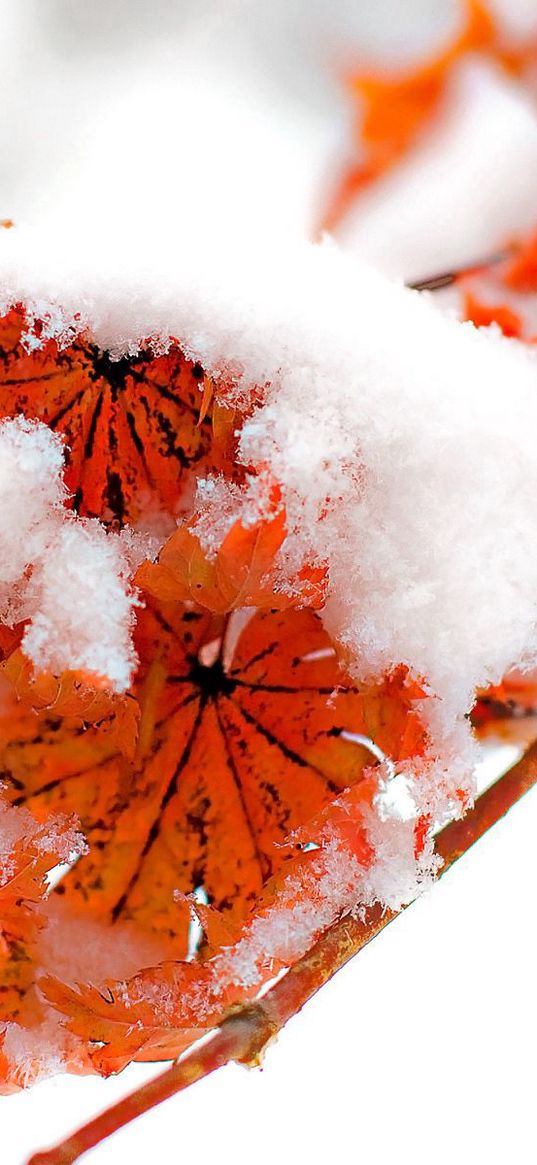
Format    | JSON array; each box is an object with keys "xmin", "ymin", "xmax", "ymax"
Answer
[{"xmin": 0, "ymin": 416, "xmax": 150, "ymax": 690}]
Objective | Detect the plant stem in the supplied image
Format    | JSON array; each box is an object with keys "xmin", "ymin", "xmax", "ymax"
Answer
[
  {"xmin": 26, "ymin": 1015, "xmax": 264, "ymax": 1165},
  {"xmin": 28, "ymin": 741, "xmax": 537, "ymax": 1165},
  {"xmin": 407, "ymin": 251, "xmax": 506, "ymax": 292}
]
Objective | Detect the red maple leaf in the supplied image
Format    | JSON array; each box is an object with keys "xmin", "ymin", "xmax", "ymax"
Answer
[
  {"xmin": 0, "ymin": 306, "xmax": 238, "ymax": 527},
  {"xmin": 0, "ymin": 601, "xmax": 426, "ymax": 950}
]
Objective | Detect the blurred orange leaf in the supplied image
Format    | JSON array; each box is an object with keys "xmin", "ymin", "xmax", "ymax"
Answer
[{"xmin": 321, "ymin": 0, "xmax": 496, "ymax": 232}]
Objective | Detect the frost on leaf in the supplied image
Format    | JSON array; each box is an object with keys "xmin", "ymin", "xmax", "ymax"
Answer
[
  {"xmin": 0, "ymin": 798, "xmax": 86, "ymax": 1089},
  {"xmin": 136, "ymin": 480, "xmax": 327, "ymax": 612},
  {"xmin": 0, "ymin": 306, "xmax": 236, "ymax": 529},
  {"xmin": 0, "ymin": 601, "xmax": 426, "ymax": 955},
  {"xmin": 40, "ymin": 780, "xmax": 436, "ymax": 1075},
  {"xmin": 1, "ymin": 250, "xmax": 537, "ymax": 1095}
]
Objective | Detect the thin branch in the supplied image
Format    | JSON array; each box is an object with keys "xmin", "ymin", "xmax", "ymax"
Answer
[
  {"xmin": 26, "ymin": 1015, "xmax": 267, "ymax": 1165},
  {"xmin": 408, "ymin": 270, "xmax": 463, "ymax": 292},
  {"xmin": 407, "ymin": 251, "xmax": 506, "ymax": 293},
  {"xmin": 28, "ymin": 741, "xmax": 537, "ymax": 1165}
]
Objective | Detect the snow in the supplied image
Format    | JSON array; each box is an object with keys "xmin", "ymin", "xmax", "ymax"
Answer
[
  {"xmin": 0, "ymin": 796, "xmax": 85, "ymax": 889},
  {"xmin": 0, "ymin": 417, "xmax": 151, "ymax": 691},
  {"xmin": 0, "ymin": 416, "xmax": 67, "ymax": 613},
  {"xmin": 35, "ymin": 900, "xmax": 171, "ymax": 986},
  {"xmin": 21, "ymin": 520, "xmax": 147, "ymax": 693},
  {"xmin": 2, "ymin": 223, "xmax": 537, "ymax": 807},
  {"xmin": 0, "ymin": 1021, "xmax": 73, "ymax": 1090},
  {"xmin": 192, "ymin": 472, "xmax": 281, "ymax": 556},
  {"xmin": 0, "ymin": 800, "xmax": 36, "ymax": 886},
  {"xmin": 214, "ymin": 823, "xmax": 433, "ymax": 993}
]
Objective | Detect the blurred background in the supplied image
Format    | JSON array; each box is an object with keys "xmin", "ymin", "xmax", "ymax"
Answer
[{"xmin": 3, "ymin": 0, "xmax": 537, "ymax": 280}]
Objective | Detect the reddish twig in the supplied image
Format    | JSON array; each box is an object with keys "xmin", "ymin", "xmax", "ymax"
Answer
[{"xmin": 28, "ymin": 741, "xmax": 537, "ymax": 1165}]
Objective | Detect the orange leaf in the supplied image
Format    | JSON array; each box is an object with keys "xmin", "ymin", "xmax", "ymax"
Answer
[
  {"xmin": 41, "ymin": 784, "xmax": 379, "ymax": 1072},
  {"xmin": 0, "ymin": 602, "xmax": 426, "ymax": 955},
  {"xmin": 40, "ymin": 962, "xmax": 215, "ymax": 1074},
  {"xmin": 1, "ymin": 651, "xmax": 140, "ymax": 760},
  {"xmin": 459, "ymin": 225, "xmax": 537, "ymax": 340},
  {"xmin": 0, "ymin": 306, "xmax": 238, "ymax": 527},
  {"xmin": 136, "ymin": 508, "xmax": 327, "ymax": 612},
  {"xmin": 0, "ymin": 801, "xmax": 83, "ymax": 1027},
  {"xmin": 503, "ymin": 227, "xmax": 537, "ymax": 293},
  {"xmin": 189, "ymin": 898, "xmax": 242, "ymax": 957},
  {"xmin": 462, "ymin": 290, "xmax": 523, "ymax": 338},
  {"xmin": 321, "ymin": 0, "xmax": 496, "ymax": 232}
]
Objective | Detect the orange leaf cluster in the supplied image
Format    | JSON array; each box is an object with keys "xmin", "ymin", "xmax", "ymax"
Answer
[
  {"xmin": 0, "ymin": 605, "xmax": 425, "ymax": 947},
  {"xmin": 3, "ymin": 7, "xmax": 537, "ymax": 1154},
  {"xmin": 0, "ymin": 305, "xmax": 430, "ymax": 1094}
]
